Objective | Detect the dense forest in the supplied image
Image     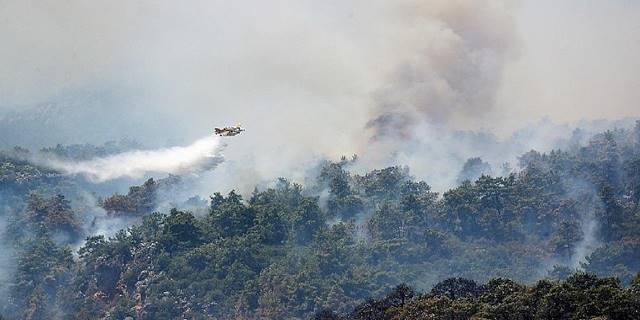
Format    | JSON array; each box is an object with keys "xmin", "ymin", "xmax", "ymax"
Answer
[
  {"xmin": 315, "ymin": 273, "xmax": 640, "ymax": 319},
  {"xmin": 1, "ymin": 122, "xmax": 640, "ymax": 319}
]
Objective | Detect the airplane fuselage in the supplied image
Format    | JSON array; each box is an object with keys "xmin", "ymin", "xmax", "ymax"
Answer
[{"xmin": 214, "ymin": 126, "xmax": 244, "ymax": 136}]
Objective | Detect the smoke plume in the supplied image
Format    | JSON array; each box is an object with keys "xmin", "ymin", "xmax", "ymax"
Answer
[
  {"xmin": 0, "ymin": 1, "xmax": 638, "ymax": 191},
  {"xmin": 41, "ymin": 136, "xmax": 224, "ymax": 182}
]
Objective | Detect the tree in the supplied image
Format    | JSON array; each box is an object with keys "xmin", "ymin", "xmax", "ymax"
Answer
[
  {"xmin": 11, "ymin": 193, "xmax": 82, "ymax": 243},
  {"xmin": 290, "ymin": 198, "xmax": 324, "ymax": 245},
  {"xmin": 9, "ymin": 233, "xmax": 73, "ymax": 319},
  {"xmin": 208, "ymin": 190, "xmax": 255, "ymax": 238},
  {"xmin": 161, "ymin": 209, "xmax": 203, "ymax": 253},
  {"xmin": 431, "ymin": 278, "xmax": 485, "ymax": 299},
  {"xmin": 100, "ymin": 178, "xmax": 158, "ymax": 215},
  {"xmin": 457, "ymin": 157, "xmax": 492, "ymax": 184}
]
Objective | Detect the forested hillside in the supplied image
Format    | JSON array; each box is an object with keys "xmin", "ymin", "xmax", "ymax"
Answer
[{"xmin": 1, "ymin": 123, "xmax": 640, "ymax": 319}]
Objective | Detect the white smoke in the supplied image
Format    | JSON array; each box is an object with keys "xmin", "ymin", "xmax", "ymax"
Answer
[
  {"xmin": 570, "ymin": 212, "xmax": 598, "ymax": 269},
  {"xmin": 42, "ymin": 136, "xmax": 224, "ymax": 182}
]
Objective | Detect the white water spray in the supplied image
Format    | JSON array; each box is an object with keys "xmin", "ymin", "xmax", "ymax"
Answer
[{"xmin": 44, "ymin": 136, "xmax": 224, "ymax": 182}]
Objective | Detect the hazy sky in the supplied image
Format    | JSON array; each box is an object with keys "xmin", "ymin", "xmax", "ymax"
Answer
[
  {"xmin": 0, "ymin": 0, "xmax": 639, "ymax": 189},
  {"xmin": 495, "ymin": 0, "xmax": 640, "ymax": 135},
  {"xmin": 0, "ymin": 1, "xmax": 638, "ymax": 130}
]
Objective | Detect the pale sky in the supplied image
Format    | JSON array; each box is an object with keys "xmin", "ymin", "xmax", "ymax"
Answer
[
  {"xmin": 0, "ymin": 0, "xmax": 638, "ymax": 145},
  {"xmin": 495, "ymin": 0, "xmax": 640, "ymax": 134}
]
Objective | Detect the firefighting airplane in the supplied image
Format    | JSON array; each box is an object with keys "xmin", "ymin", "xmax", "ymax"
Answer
[{"xmin": 214, "ymin": 124, "xmax": 245, "ymax": 137}]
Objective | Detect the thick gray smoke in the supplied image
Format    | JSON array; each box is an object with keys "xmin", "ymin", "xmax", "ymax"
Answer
[
  {"xmin": 346, "ymin": 0, "xmax": 518, "ymax": 188},
  {"xmin": 39, "ymin": 136, "xmax": 224, "ymax": 182},
  {"xmin": 367, "ymin": 1, "xmax": 515, "ymax": 132}
]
